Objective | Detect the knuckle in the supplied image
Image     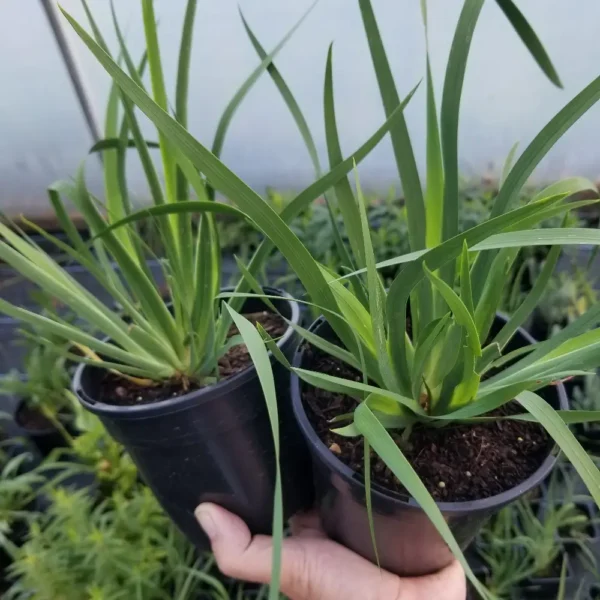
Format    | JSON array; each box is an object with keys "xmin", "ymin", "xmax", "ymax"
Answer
[{"xmin": 285, "ymin": 542, "xmax": 320, "ymax": 599}]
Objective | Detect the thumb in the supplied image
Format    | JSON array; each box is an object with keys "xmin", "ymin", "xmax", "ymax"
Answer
[{"xmin": 194, "ymin": 503, "xmax": 286, "ymax": 586}]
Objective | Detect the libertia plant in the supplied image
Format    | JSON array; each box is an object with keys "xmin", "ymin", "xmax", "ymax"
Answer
[
  {"xmin": 52, "ymin": 0, "xmax": 600, "ymax": 596},
  {"xmin": 0, "ymin": 0, "xmax": 317, "ymax": 390},
  {"xmin": 0, "ymin": 3, "xmax": 318, "ymax": 597}
]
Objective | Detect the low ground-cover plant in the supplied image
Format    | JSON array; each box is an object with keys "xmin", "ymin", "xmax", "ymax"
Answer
[
  {"xmin": 0, "ymin": 448, "xmax": 44, "ymax": 558},
  {"xmin": 537, "ymin": 266, "xmax": 598, "ymax": 338},
  {"xmin": 4, "ymin": 486, "xmax": 229, "ymax": 600},
  {"xmin": 478, "ymin": 499, "xmax": 579, "ymax": 598},
  {"xmin": 0, "ymin": 324, "xmax": 73, "ymax": 445}
]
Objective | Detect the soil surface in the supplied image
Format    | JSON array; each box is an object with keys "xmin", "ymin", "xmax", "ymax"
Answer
[
  {"xmin": 99, "ymin": 311, "xmax": 287, "ymax": 407},
  {"xmin": 16, "ymin": 403, "xmax": 55, "ymax": 432},
  {"xmin": 301, "ymin": 344, "xmax": 552, "ymax": 502}
]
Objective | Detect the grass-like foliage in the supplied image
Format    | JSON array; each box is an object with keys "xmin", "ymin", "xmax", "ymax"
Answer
[
  {"xmin": 0, "ymin": 0, "xmax": 599, "ymax": 597},
  {"xmin": 4, "ymin": 487, "xmax": 229, "ymax": 600},
  {"xmin": 0, "ymin": 0, "xmax": 319, "ymax": 389},
  {"xmin": 0, "ymin": 318, "xmax": 72, "ymax": 436},
  {"xmin": 50, "ymin": 0, "xmax": 600, "ymax": 595}
]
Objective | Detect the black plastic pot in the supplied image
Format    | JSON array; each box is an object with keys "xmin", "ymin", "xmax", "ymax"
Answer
[
  {"xmin": 521, "ymin": 553, "xmax": 573, "ymax": 599},
  {"xmin": 13, "ymin": 400, "xmax": 74, "ymax": 458},
  {"xmin": 290, "ymin": 315, "xmax": 568, "ymax": 577},
  {"xmin": 73, "ymin": 287, "xmax": 312, "ymax": 550}
]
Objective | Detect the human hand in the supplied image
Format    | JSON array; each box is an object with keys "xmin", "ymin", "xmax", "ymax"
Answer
[{"xmin": 195, "ymin": 503, "xmax": 466, "ymax": 600}]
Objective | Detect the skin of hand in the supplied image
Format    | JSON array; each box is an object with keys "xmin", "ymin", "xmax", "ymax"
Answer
[{"xmin": 195, "ymin": 503, "xmax": 466, "ymax": 600}]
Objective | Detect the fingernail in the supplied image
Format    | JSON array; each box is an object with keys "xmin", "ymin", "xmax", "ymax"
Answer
[{"xmin": 195, "ymin": 506, "xmax": 217, "ymax": 540}]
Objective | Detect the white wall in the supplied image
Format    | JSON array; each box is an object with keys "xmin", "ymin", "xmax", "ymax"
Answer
[{"xmin": 2, "ymin": 0, "xmax": 600, "ymax": 218}]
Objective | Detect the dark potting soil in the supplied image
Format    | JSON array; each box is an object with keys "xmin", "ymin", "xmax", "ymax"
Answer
[
  {"xmin": 301, "ymin": 345, "xmax": 552, "ymax": 503},
  {"xmin": 15, "ymin": 403, "xmax": 55, "ymax": 432},
  {"xmin": 98, "ymin": 311, "xmax": 287, "ymax": 407}
]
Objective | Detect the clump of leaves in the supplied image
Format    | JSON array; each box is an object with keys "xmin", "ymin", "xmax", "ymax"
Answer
[
  {"xmin": 48, "ymin": 413, "xmax": 139, "ymax": 499},
  {"xmin": 5, "ymin": 486, "xmax": 228, "ymax": 600},
  {"xmin": 0, "ymin": 447, "xmax": 44, "ymax": 559},
  {"xmin": 0, "ymin": 323, "xmax": 73, "ymax": 437},
  {"xmin": 572, "ymin": 373, "xmax": 600, "ymax": 414},
  {"xmin": 0, "ymin": 0, "xmax": 319, "ymax": 390},
  {"xmin": 538, "ymin": 267, "xmax": 597, "ymax": 336},
  {"xmin": 480, "ymin": 464, "xmax": 597, "ymax": 597}
]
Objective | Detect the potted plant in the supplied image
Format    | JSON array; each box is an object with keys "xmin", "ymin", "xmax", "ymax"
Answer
[
  {"xmin": 477, "ymin": 500, "xmax": 579, "ymax": 599},
  {"xmin": 58, "ymin": 0, "xmax": 600, "ymax": 596},
  {"xmin": 0, "ymin": 328, "xmax": 75, "ymax": 457},
  {"xmin": 0, "ymin": 0, "xmax": 329, "ymax": 555}
]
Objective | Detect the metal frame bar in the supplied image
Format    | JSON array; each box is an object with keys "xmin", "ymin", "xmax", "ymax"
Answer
[{"xmin": 39, "ymin": 0, "xmax": 102, "ymax": 144}]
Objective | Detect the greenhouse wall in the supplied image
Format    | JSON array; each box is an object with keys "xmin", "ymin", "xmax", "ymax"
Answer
[{"xmin": 2, "ymin": 0, "xmax": 600, "ymax": 219}]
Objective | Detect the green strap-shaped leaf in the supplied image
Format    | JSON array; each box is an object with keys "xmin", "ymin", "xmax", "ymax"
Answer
[
  {"xmin": 424, "ymin": 264, "xmax": 481, "ymax": 357},
  {"xmin": 531, "ymin": 177, "xmax": 598, "ymax": 203},
  {"xmin": 257, "ymin": 323, "xmax": 291, "ymax": 371},
  {"xmin": 175, "ymin": 0, "xmax": 198, "ymax": 201},
  {"xmin": 460, "ymin": 241, "xmax": 474, "ymax": 316},
  {"xmin": 189, "ymin": 214, "xmax": 216, "ymax": 372},
  {"xmin": 421, "ymin": 0, "xmax": 444, "ymax": 251},
  {"xmin": 93, "ymin": 6, "xmax": 136, "ymax": 259},
  {"xmin": 91, "ymin": 201, "xmax": 248, "ymax": 240},
  {"xmin": 411, "ymin": 314, "xmax": 451, "ymax": 401},
  {"xmin": 292, "ymin": 367, "xmax": 423, "ymax": 414},
  {"xmin": 439, "ymin": 0, "xmax": 485, "ymax": 286},
  {"xmin": 495, "ymin": 0, "xmax": 562, "ymax": 88},
  {"xmin": 358, "ymin": 0, "xmax": 425, "ymax": 253},
  {"xmin": 474, "ymin": 248, "xmax": 518, "ymax": 342},
  {"xmin": 89, "ymin": 138, "xmax": 160, "ymax": 153},
  {"xmin": 218, "ymin": 81, "xmax": 420, "ymax": 341},
  {"xmin": 226, "ymin": 307, "xmax": 283, "ymax": 600},
  {"xmin": 517, "ymin": 391, "xmax": 600, "ymax": 508},
  {"xmin": 61, "ymin": 6, "xmax": 359, "ymax": 358},
  {"xmin": 354, "ymin": 402, "xmax": 493, "ymax": 599},
  {"xmin": 363, "ymin": 437, "xmax": 380, "ymax": 568},
  {"xmin": 508, "ymin": 410, "xmax": 600, "ymax": 425},
  {"xmin": 319, "ymin": 265, "xmax": 376, "ymax": 355},
  {"xmin": 492, "ymin": 244, "xmax": 561, "ymax": 351},
  {"xmin": 141, "ymin": 0, "xmax": 177, "ymax": 207},
  {"xmin": 239, "ymin": 7, "xmax": 357, "ymax": 289},
  {"xmin": 501, "ymin": 142, "xmax": 520, "ymax": 186},
  {"xmin": 471, "ymin": 73, "xmax": 600, "ymax": 300},
  {"xmin": 210, "ymin": 2, "xmax": 317, "ymax": 164},
  {"xmin": 355, "ymin": 166, "xmax": 397, "ymax": 392},
  {"xmin": 324, "ymin": 47, "xmax": 365, "ymax": 270}
]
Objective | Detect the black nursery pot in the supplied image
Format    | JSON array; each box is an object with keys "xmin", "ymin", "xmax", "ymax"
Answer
[
  {"xmin": 73, "ymin": 287, "xmax": 312, "ymax": 550},
  {"xmin": 290, "ymin": 315, "xmax": 568, "ymax": 577},
  {"xmin": 13, "ymin": 400, "xmax": 74, "ymax": 458}
]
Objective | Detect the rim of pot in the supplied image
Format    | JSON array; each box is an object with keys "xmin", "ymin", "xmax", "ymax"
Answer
[
  {"xmin": 73, "ymin": 287, "xmax": 300, "ymax": 419},
  {"xmin": 291, "ymin": 315, "xmax": 568, "ymax": 515},
  {"xmin": 14, "ymin": 397, "xmax": 65, "ymax": 436}
]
